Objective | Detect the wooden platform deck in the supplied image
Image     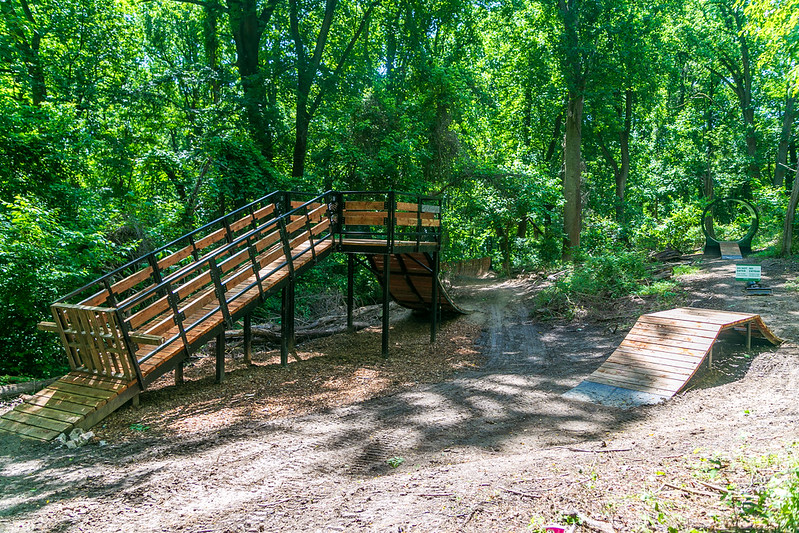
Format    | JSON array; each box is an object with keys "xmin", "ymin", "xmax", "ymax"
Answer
[
  {"xmin": 581, "ymin": 307, "xmax": 782, "ymax": 401},
  {"xmin": 0, "ymin": 373, "xmax": 139, "ymax": 441}
]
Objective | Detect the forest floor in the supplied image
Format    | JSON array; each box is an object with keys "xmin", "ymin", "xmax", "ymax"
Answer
[{"xmin": 1, "ymin": 255, "xmax": 799, "ymax": 532}]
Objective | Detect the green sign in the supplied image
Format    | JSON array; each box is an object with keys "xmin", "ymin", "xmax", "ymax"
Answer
[{"xmin": 736, "ymin": 264, "xmax": 761, "ymax": 281}]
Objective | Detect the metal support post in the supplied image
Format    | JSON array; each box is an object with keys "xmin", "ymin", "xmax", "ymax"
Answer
[
  {"xmin": 430, "ymin": 251, "xmax": 440, "ymax": 343},
  {"xmin": 216, "ymin": 330, "xmax": 225, "ymax": 383},
  {"xmin": 746, "ymin": 322, "xmax": 752, "ymax": 351},
  {"xmin": 281, "ymin": 280, "xmax": 295, "ymax": 366},
  {"xmin": 382, "ymin": 254, "xmax": 391, "ymax": 357},
  {"xmin": 244, "ymin": 314, "xmax": 252, "ymax": 365},
  {"xmin": 347, "ymin": 254, "xmax": 355, "ymax": 332}
]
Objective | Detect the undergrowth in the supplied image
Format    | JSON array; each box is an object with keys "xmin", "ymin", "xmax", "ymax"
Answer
[
  {"xmin": 639, "ymin": 446, "xmax": 799, "ymax": 532},
  {"xmin": 533, "ymin": 251, "xmax": 681, "ymax": 320}
]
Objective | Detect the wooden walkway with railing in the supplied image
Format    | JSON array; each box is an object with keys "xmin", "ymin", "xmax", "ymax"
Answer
[{"xmin": 0, "ymin": 190, "xmax": 458, "ymax": 441}]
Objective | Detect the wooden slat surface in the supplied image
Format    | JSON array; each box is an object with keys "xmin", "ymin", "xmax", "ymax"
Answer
[
  {"xmin": 585, "ymin": 308, "xmax": 782, "ymax": 398},
  {"xmin": 720, "ymin": 241, "xmax": 743, "ymax": 259},
  {"xmin": 367, "ymin": 253, "xmax": 466, "ymax": 314}
]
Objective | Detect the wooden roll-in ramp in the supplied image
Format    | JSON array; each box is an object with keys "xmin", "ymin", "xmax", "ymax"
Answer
[
  {"xmin": 367, "ymin": 253, "xmax": 467, "ymax": 314},
  {"xmin": 564, "ymin": 308, "xmax": 782, "ymax": 408}
]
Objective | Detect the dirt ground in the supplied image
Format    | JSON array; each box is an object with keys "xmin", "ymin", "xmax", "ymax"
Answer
[{"xmin": 1, "ymin": 256, "xmax": 798, "ymax": 532}]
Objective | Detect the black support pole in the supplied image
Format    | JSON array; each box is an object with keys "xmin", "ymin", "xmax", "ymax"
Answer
[
  {"xmin": 288, "ymin": 279, "xmax": 296, "ymax": 354},
  {"xmin": 431, "ymin": 251, "xmax": 440, "ymax": 343},
  {"xmin": 382, "ymin": 254, "xmax": 391, "ymax": 357},
  {"xmin": 244, "ymin": 314, "xmax": 252, "ymax": 365},
  {"xmin": 347, "ymin": 254, "xmax": 355, "ymax": 332},
  {"xmin": 174, "ymin": 362, "xmax": 183, "ymax": 385},
  {"xmin": 215, "ymin": 330, "xmax": 225, "ymax": 383},
  {"xmin": 281, "ymin": 284, "xmax": 289, "ymax": 367},
  {"xmin": 281, "ymin": 279, "xmax": 295, "ymax": 366}
]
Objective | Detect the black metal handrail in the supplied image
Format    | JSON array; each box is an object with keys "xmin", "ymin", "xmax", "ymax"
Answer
[{"xmin": 122, "ymin": 192, "xmax": 334, "ymax": 368}]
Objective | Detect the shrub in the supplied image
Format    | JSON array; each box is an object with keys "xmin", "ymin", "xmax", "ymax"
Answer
[{"xmin": 0, "ymin": 196, "xmax": 128, "ymax": 377}]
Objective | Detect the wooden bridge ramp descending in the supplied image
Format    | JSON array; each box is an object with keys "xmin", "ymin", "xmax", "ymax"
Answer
[
  {"xmin": 564, "ymin": 307, "xmax": 782, "ymax": 408},
  {"xmin": 0, "ymin": 190, "xmax": 451, "ymax": 441}
]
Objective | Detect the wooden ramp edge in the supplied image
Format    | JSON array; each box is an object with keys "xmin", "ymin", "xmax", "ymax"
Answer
[
  {"xmin": 720, "ymin": 241, "xmax": 743, "ymax": 260},
  {"xmin": 0, "ymin": 372, "xmax": 138, "ymax": 441},
  {"xmin": 368, "ymin": 253, "xmax": 467, "ymax": 315},
  {"xmin": 564, "ymin": 307, "xmax": 782, "ymax": 408}
]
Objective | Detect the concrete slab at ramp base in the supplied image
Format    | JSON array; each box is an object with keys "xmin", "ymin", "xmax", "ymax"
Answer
[{"xmin": 563, "ymin": 381, "xmax": 668, "ymax": 409}]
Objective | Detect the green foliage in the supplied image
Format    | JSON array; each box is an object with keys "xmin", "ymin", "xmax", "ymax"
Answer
[
  {"xmin": 631, "ymin": 202, "xmax": 704, "ymax": 253},
  {"xmin": 766, "ymin": 467, "xmax": 799, "ymax": 531},
  {"xmin": 0, "ymin": 195, "xmax": 129, "ymax": 377},
  {"xmin": 0, "ymin": 375, "xmax": 34, "ymax": 385},
  {"xmin": 533, "ymin": 251, "xmax": 659, "ymax": 319},
  {"xmin": 1, "ymin": 0, "xmax": 799, "ymax": 376},
  {"xmin": 387, "ymin": 456, "xmax": 405, "ymax": 468}
]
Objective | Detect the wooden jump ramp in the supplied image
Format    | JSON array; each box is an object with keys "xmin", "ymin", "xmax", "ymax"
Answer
[
  {"xmin": 564, "ymin": 307, "xmax": 782, "ymax": 408},
  {"xmin": 0, "ymin": 190, "xmax": 461, "ymax": 441}
]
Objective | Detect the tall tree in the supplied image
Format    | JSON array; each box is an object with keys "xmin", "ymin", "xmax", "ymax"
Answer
[
  {"xmin": 558, "ymin": 0, "xmax": 587, "ymax": 257},
  {"xmin": 288, "ymin": 0, "xmax": 377, "ymax": 178}
]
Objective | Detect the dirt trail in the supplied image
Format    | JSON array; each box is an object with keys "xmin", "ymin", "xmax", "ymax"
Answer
[{"xmin": 1, "ymin": 258, "xmax": 798, "ymax": 532}]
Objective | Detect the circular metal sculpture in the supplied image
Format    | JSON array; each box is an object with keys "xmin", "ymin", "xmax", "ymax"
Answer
[{"xmin": 701, "ymin": 198, "xmax": 759, "ymax": 255}]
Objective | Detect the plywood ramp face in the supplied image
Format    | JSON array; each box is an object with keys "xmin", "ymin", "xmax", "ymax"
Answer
[
  {"xmin": 367, "ymin": 253, "xmax": 467, "ymax": 314},
  {"xmin": 564, "ymin": 307, "xmax": 782, "ymax": 408},
  {"xmin": 720, "ymin": 241, "xmax": 743, "ymax": 260},
  {"xmin": 0, "ymin": 372, "xmax": 138, "ymax": 441}
]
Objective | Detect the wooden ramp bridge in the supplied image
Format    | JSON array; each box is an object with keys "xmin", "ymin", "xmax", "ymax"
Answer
[
  {"xmin": 0, "ymin": 191, "xmax": 463, "ymax": 441},
  {"xmin": 565, "ymin": 307, "xmax": 782, "ymax": 407}
]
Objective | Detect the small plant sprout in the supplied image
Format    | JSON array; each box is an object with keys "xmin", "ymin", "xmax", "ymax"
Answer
[{"xmin": 387, "ymin": 456, "xmax": 405, "ymax": 468}]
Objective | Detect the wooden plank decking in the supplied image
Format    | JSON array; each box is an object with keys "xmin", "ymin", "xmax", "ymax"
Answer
[
  {"xmin": 583, "ymin": 307, "xmax": 782, "ymax": 400},
  {"xmin": 720, "ymin": 241, "xmax": 743, "ymax": 260},
  {"xmin": 0, "ymin": 373, "xmax": 138, "ymax": 441}
]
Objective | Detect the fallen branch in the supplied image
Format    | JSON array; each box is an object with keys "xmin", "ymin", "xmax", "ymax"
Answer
[
  {"xmin": 562, "ymin": 509, "xmax": 616, "ymax": 533},
  {"xmin": 567, "ymin": 447, "xmax": 632, "ymax": 453},
  {"xmin": 225, "ymin": 322, "xmax": 371, "ymax": 344},
  {"xmin": 550, "ymin": 446, "xmax": 633, "ymax": 453},
  {"xmin": 257, "ymin": 498, "xmax": 292, "ymax": 507},
  {"xmin": 499, "ymin": 486, "xmax": 541, "ymax": 498},
  {"xmin": 662, "ymin": 482, "xmax": 715, "ymax": 497}
]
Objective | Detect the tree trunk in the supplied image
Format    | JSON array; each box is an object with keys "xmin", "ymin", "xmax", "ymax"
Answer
[
  {"xmin": 227, "ymin": 0, "xmax": 277, "ymax": 160},
  {"xmin": 563, "ymin": 91, "xmax": 584, "ymax": 256},
  {"xmin": 781, "ymin": 165, "xmax": 799, "ymax": 256},
  {"xmin": 616, "ymin": 89, "xmax": 632, "ymax": 223},
  {"xmin": 292, "ymin": 94, "xmax": 311, "ymax": 178},
  {"xmin": 703, "ymin": 79, "xmax": 716, "ymax": 200},
  {"xmin": 2, "ymin": 0, "xmax": 47, "ymax": 105},
  {"xmin": 559, "ymin": 0, "xmax": 584, "ymax": 259},
  {"xmin": 775, "ymin": 95, "xmax": 796, "ymax": 187},
  {"xmin": 730, "ymin": 8, "xmax": 759, "ymax": 181},
  {"xmin": 289, "ymin": 0, "xmax": 337, "ymax": 178},
  {"xmin": 204, "ymin": 4, "xmax": 221, "ymax": 105},
  {"xmin": 544, "ymin": 111, "xmax": 563, "ymax": 163}
]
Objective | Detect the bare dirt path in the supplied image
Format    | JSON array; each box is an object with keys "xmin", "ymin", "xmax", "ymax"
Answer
[{"xmin": 1, "ymin": 257, "xmax": 798, "ymax": 532}]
